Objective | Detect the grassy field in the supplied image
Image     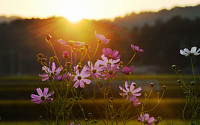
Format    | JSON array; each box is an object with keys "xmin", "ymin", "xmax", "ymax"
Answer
[{"xmin": 0, "ymin": 74, "xmax": 199, "ymax": 124}]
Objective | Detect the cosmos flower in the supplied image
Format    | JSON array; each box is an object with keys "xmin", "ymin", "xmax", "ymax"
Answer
[
  {"xmin": 55, "ymin": 72, "xmax": 71, "ymax": 81},
  {"xmin": 131, "ymin": 44, "xmax": 144, "ymax": 52},
  {"xmin": 138, "ymin": 113, "xmax": 155, "ymax": 125},
  {"xmin": 73, "ymin": 65, "xmax": 91, "ymax": 88},
  {"xmin": 120, "ymin": 66, "xmax": 134, "ymax": 75},
  {"xmin": 58, "ymin": 39, "xmax": 85, "ymax": 46},
  {"xmin": 31, "ymin": 88, "xmax": 54, "ymax": 104},
  {"xmin": 39, "ymin": 62, "xmax": 63, "ymax": 81},
  {"xmin": 102, "ymin": 63, "xmax": 119, "ymax": 80},
  {"xmin": 130, "ymin": 95, "xmax": 141, "ymax": 106},
  {"xmin": 119, "ymin": 81, "xmax": 142, "ymax": 100},
  {"xmin": 103, "ymin": 48, "xmax": 120, "ymax": 60},
  {"xmin": 86, "ymin": 61, "xmax": 104, "ymax": 79},
  {"xmin": 180, "ymin": 47, "xmax": 200, "ymax": 57},
  {"xmin": 97, "ymin": 54, "xmax": 120, "ymax": 68},
  {"xmin": 95, "ymin": 31, "xmax": 110, "ymax": 44}
]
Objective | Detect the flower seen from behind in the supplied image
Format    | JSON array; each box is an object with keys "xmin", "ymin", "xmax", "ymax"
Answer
[
  {"xmin": 138, "ymin": 113, "xmax": 155, "ymax": 125},
  {"xmin": 120, "ymin": 66, "xmax": 134, "ymax": 75},
  {"xmin": 39, "ymin": 62, "xmax": 63, "ymax": 81},
  {"xmin": 131, "ymin": 44, "xmax": 144, "ymax": 52},
  {"xmin": 180, "ymin": 47, "xmax": 200, "ymax": 57},
  {"xmin": 103, "ymin": 48, "xmax": 120, "ymax": 60},
  {"xmin": 31, "ymin": 88, "xmax": 54, "ymax": 104},
  {"xmin": 95, "ymin": 31, "xmax": 110, "ymax": 44}
]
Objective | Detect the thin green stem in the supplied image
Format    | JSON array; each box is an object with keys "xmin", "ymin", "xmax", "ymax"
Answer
[{"xmin": 126, "ymin": 52, "xmax": 137, "ymax": 66}]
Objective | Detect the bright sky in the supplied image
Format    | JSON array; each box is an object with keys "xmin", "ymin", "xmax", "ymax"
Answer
[{"xmin": 1, "ymin": 0, "xmax": 200, "ymax": 23}]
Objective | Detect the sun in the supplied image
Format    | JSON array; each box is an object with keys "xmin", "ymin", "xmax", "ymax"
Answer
[{"xmin": 63, "ymin": 13, "xmax": 84, "ymax": 24}]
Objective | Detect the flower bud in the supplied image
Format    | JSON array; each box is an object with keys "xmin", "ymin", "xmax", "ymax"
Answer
[
  {"xmin": 150, "ymin": 83, "xmax": 155, "ymax": 87},
  {"xmin": 67, "ymin": 62, "xmax": 71, "ymax": 66},
  {"xmin": 162, "ymin": 85, "xmax": 167, "ymax": 90},
  {"xmin": 80, "ymin": 48, "xmax": 84, "ymax": 52},
  {"xmin": 37, "ymin": 53, "xmax": 44, "ymax": 58},
  {"xmin": 177, "ymin": 70, "xmax": 181, "ymax": 74},
  {"xmin": 45, "ymin": 34, "xmax": 51, "ymax": 43},
  {"xmin": 177, "ymin": 80, "xmax": 181, "ymax": 84},
  {"xmin": 191, "ymin": 81, "xmax": 196, "ymax": 85},
  {"xmin": 49, "ymin": 57, "xmax": 54, "ymax": 62},
  {"xmin": 63, "ymin": 51, "xmax": 69, "ymax": 58},
  {"xmin": 73, "ymin": 48, "xmax": 77, "ymax": 53},
  {"xmin": 144, "ymin": 93, "xmax": 147, "ymax": 98},
  {"xmin": 171, "ymin": 65, "xmax": 177, "ymax": 70}
]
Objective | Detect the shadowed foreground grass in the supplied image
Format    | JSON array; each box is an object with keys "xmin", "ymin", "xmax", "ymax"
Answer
[{"xmin": 0, "ymin": 120, "xmax": 190, "ymax": 125}]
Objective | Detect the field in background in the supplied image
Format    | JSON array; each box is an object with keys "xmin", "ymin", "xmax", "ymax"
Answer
[{"xmin": 0, "ymin": 74, "xmax": 199, "ymax": 123}]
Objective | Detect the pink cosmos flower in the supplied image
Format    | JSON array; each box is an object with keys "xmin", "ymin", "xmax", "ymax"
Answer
[
  {"xmin": 58, "ymin": 39, "xmax": 85, "ymax": 46},
  {"xmin": 119, "ymin": 81, "xmax": 142, "ymax": 100},
  {"xmin": 120, "ymin": 66, "xmax": 134, "ymax": 75},
  {"xmin": 39, "ymin": 62, "xmax": 63, "ymax": 81},
  {"xmin": 102, "ymin": 63, "xmax": 119, "ymax": 80},
  {"xmin": 55, "ymin": 72, "xmax": 71, "ymax": 81},
  {"xmin": 131, "ymin": 44, "xmax": 144, "ymax": 52},
  {"xmin": 73, "ymin": 65, "xmax": 91, "ymax": 88},
  {"xmin": 103, "ymin": 48, "xmax": 120, "ymax": 60},
  {"xmin": 86, "ymin": 61, "xmax": 104, "ymax": 79},
  {"xmin": 97, "ymin": 54, "xmax": 120, "ymax": 68},
  {"xmin": 63, "ymin": 51, "xmax": 69, "ymax": 58},
  {"xmin": 138, "ymin": 113, "xmax": 155, "ymax": 125},
  {"xmin": 130, "ymin": 95, "xmax": 141, "ymax": 106},
  {"xmin": 95, "ymin": 31, "xmax": 110, "ymax": 44},
  {"xmin": 31, "ymin": 88, "xmax": 53, "ymax": 104}
]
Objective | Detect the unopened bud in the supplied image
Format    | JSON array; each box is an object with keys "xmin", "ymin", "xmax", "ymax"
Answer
[
  {"xmin": 150, "ymin": 83, "xmax": 155, "ymax": 87},
  {"xmin": 177, "ymin": 70, "xmax": 181, "ymax": 74},
  {"xmin": 191, "ymin": 81, "xmax": 196, "ymax": 85},
  {"xmin": 171, "ymin": 65, "xmax": 177, "ymax": 70},
  {"xmin": 73, "ymin": 48, "xmax": 77, "ymax": 52},
  {"xmin": 45, "ymin": 34, "xmax": 51, "ymax": 43},
  {"xmin": 177, "ymin": 80, "xmax": 181, "ymax": 84},
  {"xmin": 162, "ymin": 85, "xmax": 167, "ymax": 90},
  {"xmin": 67, "ymin": 62, "xmax": 71, "ymax": 66},
  {"xmin": 63, "ymin": 51, "xmax": 69, "ymax": 58},
  {"xmin": 37, "ymin": 53, "xmax": 44, "ymax": 58},
  {"xmin": 80, "ymin": 48, "xmax": 84, "ymax": 52},
  {"xmin": 49, "ymin": 57, "xmax": 54, "ymax": 62}
]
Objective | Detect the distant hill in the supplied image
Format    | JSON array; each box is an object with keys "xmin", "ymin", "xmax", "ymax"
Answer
[
  {"xmin": 114, "ymin": 4, "xmax": 200, "ymax": 29},
  {"xmin": 0, "ymin": 16, "xmax": 21, "ymax": 23}
]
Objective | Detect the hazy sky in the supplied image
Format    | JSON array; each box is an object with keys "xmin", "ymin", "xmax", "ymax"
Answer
[{"xmin": 1, "ymin": 0, "xmax": 200, "ymax": 23}]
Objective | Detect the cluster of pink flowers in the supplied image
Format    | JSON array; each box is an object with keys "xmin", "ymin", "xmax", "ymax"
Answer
[{"xmin": 32, "ymin": 31, "xmax": 160, "ymax": 125}]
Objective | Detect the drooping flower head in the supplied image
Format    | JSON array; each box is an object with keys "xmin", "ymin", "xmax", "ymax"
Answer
[
  {"xmin": 180, "ymin": 47, "xmax": 200, "ymax": 57},
  {"xmin": 119, "ymin": 81, "xmax": 142, "ymax": 100},
  {"xmin": 138, "ymin": 113, "xmax": 155, "ymax": 125},
  {"xmin": 31, "ymin": 88, "xmax": 54, "ymax": 104},
  {"xmin": 131, "ymin": 44, "xmax": 144, "ymax": 52},
  {"xmin": 95, "ymin": 31, "xmax": 110, "ymax": 44},
  {"xmin": 39, "ymin": 62, "xmax": 63, "ymax": 81},
  {"xmin": 103, "ymin": 48, "xmax": 120, "ymax": 60},
  {"xmin": 58, "ymin": 39, "xmax": 85, "ymax": 46},
  {"xmin": 86, "ymin": 61, "xmax": 104, "ymax": 79},
  {"xmin": 73, "ymin": 65, "xmax": 91, "ymax": 88},
  {"xmin": 120, "ymin": 66, "xmax": 134, "ymax": 75}
]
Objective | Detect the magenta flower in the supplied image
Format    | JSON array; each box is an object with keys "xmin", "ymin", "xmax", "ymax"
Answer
[
  {"xmin": 86, "ymin": 61, "xmax": 104, "ymax": 79},
  {"xmin": 120, "ymin": 66, "xmax": 134, "ymax": 75},
  {"xmin": 138, "ymin": 113, "xmax": 155, "ymax": 125},
  {"xmin": 31, "ymin": 88, "xmax": 53, "ymax": 104},
  {"xmin": 55, "ymin": 72, "xmax": 71, "ymax": 81},
  {"xmin": 130, "ymin": 96, "xmax": 141, "ymax": 106},
  {"xmin": 58, "ymin": 39, "xmax": 85, "ymax": 46},
  {"xmin": 95, "ymin": 31, "xmax": 110, "ymax": 44},
  {"xmin": 131, "ymin": 44, "xmax": 144, "ymax": 52},
  {"xmin": 102, "ymin": 63, "xmax": 119, "ymax": 80},
  {"xmin": 97, "ymin": 54, "xmax": 120, "ymax": 68},
  {"xmin": 39, "ymin": 62, "xmax": 63, "ymax": 81},
  {"xmin": 119, "ymin": 81, "xmax": 142, "ymax": 100},
  {"xmin": 63, "ymin": 51, "xmax": 69, "ymax": 58},
  {"xmin": 73, "ymin": 65, "xmax": 91, "ymax": 88},
  {"xmin": 103, "ymin": 48, "xmax": 120, "ymax": 60}
]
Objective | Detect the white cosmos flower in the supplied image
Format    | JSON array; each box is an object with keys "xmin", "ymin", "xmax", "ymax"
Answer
[{"xmin": 180, "ymin": 47, "xmax": 200, "ymax": 57}]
